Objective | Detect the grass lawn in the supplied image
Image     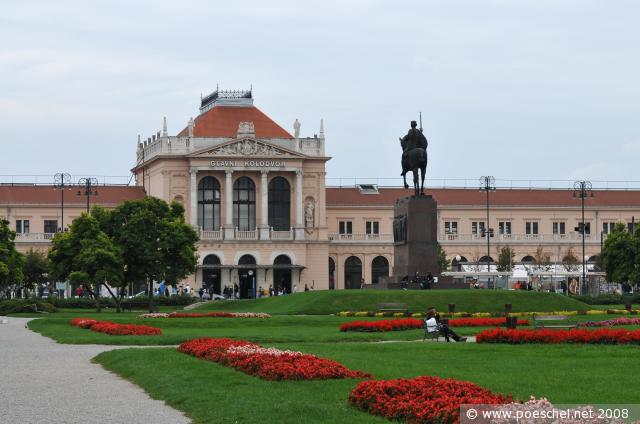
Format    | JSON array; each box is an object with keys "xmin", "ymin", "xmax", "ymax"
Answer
[
  {"xmin": 195, "ymin": 290, "xmax": 591, "ymax": 315},
  {"xmin": 95, "ymin": 342, "xmax": 640, "ymax": 424}
]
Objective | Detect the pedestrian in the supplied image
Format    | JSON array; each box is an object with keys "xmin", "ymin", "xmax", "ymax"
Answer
[
  {"xmin": 304, "ymin": 284, "xmax": 309, "ymax": 292},
  {"xmin": 198, "ymin": 287, "xmax": 204, "ymax": 300}
]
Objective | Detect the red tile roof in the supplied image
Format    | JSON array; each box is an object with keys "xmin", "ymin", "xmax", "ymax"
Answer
[
  {"xmin": 0, "ymin": 185, "xmax": 146, "ymax": 205},
  {"xmin": 326, "ymin": 187, "xmax": 640, "ymax": 208},
  {"xmin": 177, "ymin": 106, "xmax": 293, "ymax": 139}
]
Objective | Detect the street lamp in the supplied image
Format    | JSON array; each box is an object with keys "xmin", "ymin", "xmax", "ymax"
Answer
[
  {"xmin": 77, "ymin": 177, "xmax": 99, "ymax": 213},
  {"xmin": 479, "ymin": 176, "xmax": 496, "ymax": 279},
  {"xmin": 573, "ymin": 180, "xmax": 593, "ymax": 292},
  {"xmin": 54, "ymin": 173, "xmax": 72, "ymax": 231}
]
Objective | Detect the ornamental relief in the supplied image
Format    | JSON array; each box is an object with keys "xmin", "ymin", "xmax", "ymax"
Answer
[{"xmin": 202, "ymin": 139, "xmax": 286, "ymax": 157}]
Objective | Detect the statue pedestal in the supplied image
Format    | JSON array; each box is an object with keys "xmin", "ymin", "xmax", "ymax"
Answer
[{"xmin": 392, "ymin": 195, "xmax": 440, "ymax": 278}]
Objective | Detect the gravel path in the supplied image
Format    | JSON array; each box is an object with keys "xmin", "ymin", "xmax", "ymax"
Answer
[{"xmin": 0, "ymin": 317, "xmax": 190, "ymax": 424}]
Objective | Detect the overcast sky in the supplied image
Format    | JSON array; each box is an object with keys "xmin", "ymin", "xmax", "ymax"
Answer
[{"xmin": 1, "ymin": 0, "xmax": 638, "ymax": 188}]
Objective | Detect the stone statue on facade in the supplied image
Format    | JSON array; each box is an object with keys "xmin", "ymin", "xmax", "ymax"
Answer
[
  {"xmin": 293, "ymin": 119, "xmax": 301, "ymax": 138},
  {"xmin": 305, "ymin": 201, "xmax": 314, "ymax": 228},
  {"xmin": 399, "ymin": 120, "xmax": 428, "ymax": 196}
]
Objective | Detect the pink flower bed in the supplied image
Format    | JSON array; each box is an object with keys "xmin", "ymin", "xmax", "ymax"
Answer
[
  {"xmin": 178, "ymin": 337, "xmax": 371, "ymax": 381},
  {"xmin": 579, "ymin": 317, "xmax": 640, "ymax": 328}
]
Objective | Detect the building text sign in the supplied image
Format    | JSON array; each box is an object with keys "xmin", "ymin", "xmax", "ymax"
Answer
[{"xmin": 211, "ymin": 160, "xmax": 287, "ymax": 168}]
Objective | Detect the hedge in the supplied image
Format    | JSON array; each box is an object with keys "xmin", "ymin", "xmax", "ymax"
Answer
[
  {"xmin": 51, "ymin": 295, "xmax": 197, "ymax": 309},
  {"xmin": 0, "ymin": 299, "xmax": 57, "ymax": 314}
]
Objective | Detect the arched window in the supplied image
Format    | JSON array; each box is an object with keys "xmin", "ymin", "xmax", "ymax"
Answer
[
  {"xmin": 371, "ymin": 256, "xmax": 389, "ymax": 284},
  {"xmin": 344, "ymin": 256, "xmax": 362, "ymax": 290},
  {"xmin": 197, "ymin": 177, "xmax": 221, "ymax": 231},
  {"xmin": 328, "ymin": 257, "xmax": 336, "ymax": 290},
  {"xmin": 521, "ymin": 255, "xmax": 535, "ymax": 263},
  {"xmin": 268, "ymin": 177, "xmax": 291, "ymax": 230},
  {"xmin": 233, "ymin": 177, "xmax": 256, "ymax": 231},
  {"xmin": 478, "ymin": 256, "xmax": 494, "ymax": 263}
]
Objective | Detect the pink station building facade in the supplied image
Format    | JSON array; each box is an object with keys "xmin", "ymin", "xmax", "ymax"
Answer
[{"xmin": 4, "ymin": 90, "xmax": 640, "ymax": 296}]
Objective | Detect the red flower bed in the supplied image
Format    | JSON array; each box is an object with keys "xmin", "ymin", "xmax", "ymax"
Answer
[
  {"xmin": 448, "ymin": 317, "xmax": 529, "ymax": 327},
  {"xmin": 179, "ymin": 337, "xmax": 372, "ymax": 381},
  {"xmin": 339, "ymin": 317, "xmax": 529, "ymax": 332},
  {"xmin": 348, "ymin": 376, "xmax": 512, "ymax": 424},
  {"xmin": 69, "ymin": 318, "xmax": 161, "ymax": 336},
  {"xmin": 476, "ymin": 328, "xmax": 640, "ymax": 344}
]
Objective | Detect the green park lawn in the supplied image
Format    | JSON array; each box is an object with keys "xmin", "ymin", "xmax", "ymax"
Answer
[{"xmin": 17, "ymin": 290, "xmax": 640, "ymax": 424}]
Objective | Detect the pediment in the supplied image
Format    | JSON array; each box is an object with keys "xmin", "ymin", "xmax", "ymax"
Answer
[{"xmin": 188, "ymin": 137, "xmax": 304, "ymax": 158}]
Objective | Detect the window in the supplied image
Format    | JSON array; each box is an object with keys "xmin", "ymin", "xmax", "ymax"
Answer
[
  {"xmin": 15, "ymin": 220, "xmax": 29, "ymax": 234},
  {"xmin": 365, "ymin": 221, "xmax": 379, "ymax": 235},
  {"xmin": 444, "ymin": 221, "xmax": 458, "ymax": 234},
  {"xmin": 233, "ymin": 177, "xmax": 256, "ymax": 231},
  {"xmin": 339, "ymin": 221, "xmax": 352, "ymax": 235},
  {"xmin": 584, "ymin": 222, "xmax": 591, "ymax": 235},
  {"xmin": 472, "ymin": 221, "xmax": 485, "ymax": 236},
  {"xmin": 602, "ymin": 222, "xmax": 617, "ymax": 235},
  {"xmin": 498, "ymin": 221, "xmax": 511, "ymax": 235},
  {"xmin": 525, "ymin": 221, "xmax": 539, "ymax": 235},
  {"xmin": 552, "ymin": 222, "xmax": 565, "ymax": 235},
  {"xmin": 198, "ymin": 176, "xmax": 221, "ymax": 231},
  {"xmin": 44, "ymin": 220, "xmax": 58, "ymax": 234},
  {"xmin": 268, "ymin": 177, "xmax": 291, "ymax": 230}
]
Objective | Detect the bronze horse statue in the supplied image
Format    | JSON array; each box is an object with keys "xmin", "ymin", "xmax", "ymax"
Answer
[{"xmin": 400, "ymin": 122, "xmax": 428, "ymax": 196}]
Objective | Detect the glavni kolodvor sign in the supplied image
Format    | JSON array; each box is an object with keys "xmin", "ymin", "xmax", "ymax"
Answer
[{"xmin": 210, "ymin": 160, "xmax": 287, "ymax": 167}]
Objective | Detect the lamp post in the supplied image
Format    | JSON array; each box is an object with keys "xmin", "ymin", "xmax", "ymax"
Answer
[
  {"xmin": 479, "ymin": 176, "xmax": 496, "ymax": 282},
  {"xmin": 573, "ymin": 180, "xmax": 593, "ymax": 293},
  {"xmin": 54, "ymin": 173, "xmax": 72, "ymax": 231},
  {"xmin": 77, "ymin": 177, "xmax": 99, "ymax": 213}
]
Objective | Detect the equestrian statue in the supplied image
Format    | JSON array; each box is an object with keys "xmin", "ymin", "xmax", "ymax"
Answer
[{"xmin": 400, "ymin": 120, "xmax": 428, "ymax": 196}]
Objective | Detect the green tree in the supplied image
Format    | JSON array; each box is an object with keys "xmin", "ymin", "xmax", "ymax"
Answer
[
  {"xmin": 0, "ymin": 219, "xmax": 25, "ymax": 295},
  {"xmin": 562, "ymin": 247, "xmax": 580, "ymax": 272},
  {"xmin": 602, "ymin": 223, "xmax": 634, "ymax": 284},
  {"xmin": 22, "ymin": 249, "xmax": 49, "ymax": 290},
  {"xmin": 436, "ymin": 242, "xmax": 450, "ymax": 272},
  {"xmin": 496, "ymin": 246, "xmax": 515, "ymax": 272},
  {"xmin": 49, "ymin": 214, "xmax": 123, "ymax": 311},
  {"xmin": 102, "ymin": 197, "xmax": 198, "ymax": 312}
]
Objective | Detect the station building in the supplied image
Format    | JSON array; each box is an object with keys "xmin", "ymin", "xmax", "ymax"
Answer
[{"xmin": 2, "ymin": 89, "xmax": 640, "ymax": 296}]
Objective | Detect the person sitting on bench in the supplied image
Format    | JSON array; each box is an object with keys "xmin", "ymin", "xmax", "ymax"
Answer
[{"xmin": 425, "ymin": 308, "xmax": 467, "ymax": 343}]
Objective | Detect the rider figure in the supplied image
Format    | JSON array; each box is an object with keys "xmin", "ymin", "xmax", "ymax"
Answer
[{"xmin": 400, "ymin": 121, "xmax": 428, "ymax": 176}]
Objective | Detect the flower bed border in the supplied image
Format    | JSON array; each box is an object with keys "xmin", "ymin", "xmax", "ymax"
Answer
[
  {"xmin": 69, "ymin": 318, "xmax": 162, "ymax": 336},
  {"xmin": 339, "ymin": 317, "xmax": 529, "ymax": 332},
  {"xmin": 337, "ymin": 309, "xmax": 639, "ymax": 318},
  {"xmin": 476, "ymin": 327, "xmax": 640, "ymax": 344}
]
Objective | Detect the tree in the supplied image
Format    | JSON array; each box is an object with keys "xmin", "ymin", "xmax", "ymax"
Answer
[
  {"xmin": 603, "ymin": 223, "xmax": 634, "ymax": 284},
  {"xmin": 102, "ymin": 197, "xmax": 198, "ymax": 312},
  {"xmin": 562, "ymin": 247, "xmax": 580, "ymax": 272},
  {"xmin": 0, "ymin": 219, "xmax": 24, "ymax": 296},
  {"xmin": 22, "ymin": 249, "xmax": 49, "ymax": 290},
  {"xmin": 533, "ymin": 246, "xmax": 552, "ymax": 273},
  {"xmin": 496, "ymin": 246, "xmax": 515, "ymax": 272},
  {"xmin": 436, "ymin": 242, "xmax": 449, "ymax": 272},
  {"xmin": 49, "ymin": 214, "xmax": 123, "ymax": 312}
]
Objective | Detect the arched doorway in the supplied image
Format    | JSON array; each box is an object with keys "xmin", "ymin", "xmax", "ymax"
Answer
[
  {"xmin": 268, "ymin": 177, "xmax": 291, "ymax": 230},
  {"xmin": 328, "ymin": 257, "xmax": 336, "ymax": 290},
  {"xmin": 202, "ymin": 254, "xmax": 221, "ymax": 295},
  {"xmin": 344, "ymin": 256, "xmax": 362, "ymax": 290},
  {"xmin": 521, "ymin": 255, "xmax": 535, "ymax": 263},
  {"xmin": 238, "ymin": 254, "xmax": 256, "ymax": 299},
  {"xmin": 233, "ymin": 177, "xmax": 256, "ymax": 231},
  {"xmin": 273, "ymin": 255, "xmax": 292, "ymax": 294},
  {"xmin": 371, "ymin": 256, "xmax": 389, "ymax": 284}
]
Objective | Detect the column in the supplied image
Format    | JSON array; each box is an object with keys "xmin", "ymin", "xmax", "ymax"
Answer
[
  {"xmin": 294, "ymin": 168, "xmax": 305, "ymax": 240},
  {"xmin": 259, "ymin": 170, "xmax": 270, "ymax": 240},
  {"xmin": 224, "ymin": 170, "xmax": 235, "ymax": 240},
  {"xmin": 189, "ymin": 168, "xmax": 198, "ymax": 227}
]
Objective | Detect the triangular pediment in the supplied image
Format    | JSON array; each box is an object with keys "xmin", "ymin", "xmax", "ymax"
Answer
[{"xmin": 188, "ymin": 137, "xmax": 305, "ymax": 158}]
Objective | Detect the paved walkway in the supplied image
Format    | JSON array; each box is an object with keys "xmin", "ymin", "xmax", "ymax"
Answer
[{"xmin": 0, "ymin": 317, "xmax": 190, "ymax": 424}]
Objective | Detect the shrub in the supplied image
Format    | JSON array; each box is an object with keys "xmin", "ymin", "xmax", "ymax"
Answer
[
  {"xmin": 0, "ymin": 299, "xmax": 57, "ymax": 314},
  {"xmin": 51, "ymin": 295, "xmax": 196, "ymax": 309}
]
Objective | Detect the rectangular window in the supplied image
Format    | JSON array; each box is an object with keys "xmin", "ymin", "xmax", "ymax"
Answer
[
  {"xmin": 584, "ymin": 222, "xmax": 591, "ymax": 235},
  {"xmin": 365, "ymin": 221, "xmax": 379, "ymax": 235},
  {"xmin": 525, "ymin": 221, "xmax": 539, "ymax": 235},
  {"xmin": 15, "ymin": 219, "xmax": 30, "ymax": 234},
  {"xmin": 552, "ymin": 222, "xmax": 565, "ymax": 235},
  {"xmin": 339, "ymin": 221, "xmax": 352, "ymax": 235},
  {"xmin": 472, "ymin": 221, "xmax": 485, "ymax": 236},
  {"xmin": 444, "ymin": 221, "xmax": 458, "ymax": 234},
  {"xmin": 602, "ymin": 222, "xmax": 617, "ymax": 235},
  {"xmin": 44, "ymin": 220, "xmax": 58, "ymax": 234},
  {"xmin": 498, "ymin": 221, "xmax": 511, "ymax": 235}
]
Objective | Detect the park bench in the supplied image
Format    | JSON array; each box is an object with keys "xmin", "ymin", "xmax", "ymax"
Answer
[
  {"xmin": 422, "ymin": 321, "xmax": 442, "ymax": 342},
  {"xmin": 532, "ymin": 314, "xmax": 577, "ymax": 330},
  {"xmin": 376, "ymin": 303, "xmax": 409, "ymax": 313}
]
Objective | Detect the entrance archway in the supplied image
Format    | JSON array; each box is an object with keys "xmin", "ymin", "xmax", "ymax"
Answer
[
  {"xmin": 273, "ymin": 255, "xmax": 292, "ymax": 294},
  {"xmin": 328, "ymin": 257, "xmax": 336, "ymax": 290},
  {"xmin": 371, "ymin": 256, "xmax": 389, "ymax": 284},
  {"xmin": 344, "ymin": 256, "xmax": 362, "ymax": 290},
  {"xmin": 202, "ymin": 254, "xmax": 221, "ymax": 295},
  {"xmin": 238, "ymin": 255, "xmax": 257, "ymax": 299}
]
